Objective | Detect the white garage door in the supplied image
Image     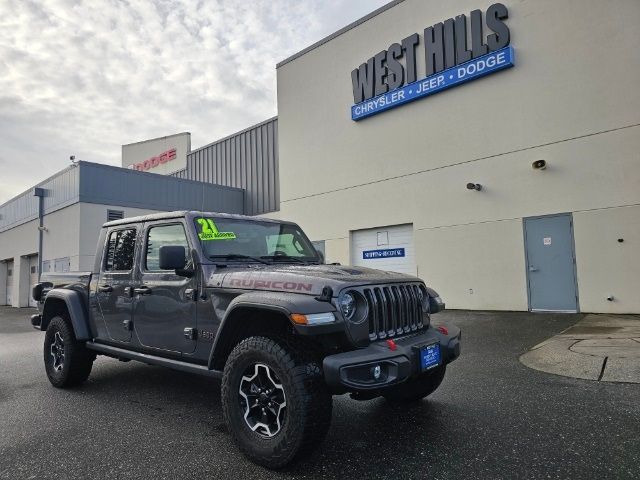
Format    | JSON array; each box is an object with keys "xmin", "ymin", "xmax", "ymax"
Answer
[
  {"xmin": 5, "ymin": 260, "xmax": 13, "ymax": 306},
  {"xmin": 351, "ymin": 224, "xmax": 416, "ymax": 275},
  {"xmin": 28, "ymin": 255, "xmax": 39, "ymax": 307}
]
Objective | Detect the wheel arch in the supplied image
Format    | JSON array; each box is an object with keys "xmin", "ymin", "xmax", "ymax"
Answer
[
  {"xmin": 41, "ymin": 290, "xmax": 92, "ymax": 341},
  {"xmin": 208, "ymin": 304, "xmax": 293, "ymax": 371}
]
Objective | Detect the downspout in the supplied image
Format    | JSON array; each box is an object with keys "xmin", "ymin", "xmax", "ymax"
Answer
[{"xmin": 33, "ymin": 188, "xmax": 45, "ymax": 281}]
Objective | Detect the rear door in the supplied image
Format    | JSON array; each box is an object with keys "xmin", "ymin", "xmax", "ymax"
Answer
[
  {"xmin": 133, "ymin": 221, "xmax": 197, "ymax": 354},
  {"xmin": 28, "ymin": 255, "xmax": 38, "ymax": 307},
  {"xmin": 5, "ymin": 260, "xmax": 13, "ymax": 306},
  {"xmin": 96, "ymin": 226, "xmax": 138, "ymax": 343},
  {"xmin": 524, "ymin": 214, "xmax": 579, "ymax": 312}
]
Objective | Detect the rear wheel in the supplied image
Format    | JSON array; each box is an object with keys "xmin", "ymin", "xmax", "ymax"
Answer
[
  {"xmin": 382, "ymin": 365, "xmax": 446, "ymax": 402},
  {"xmin": 221, "ymin": 336, "xmax": 332, "ymax": 469},
  {"xmin": 44, "ymin": 316, "xmax": 94, "ymax": 388}
]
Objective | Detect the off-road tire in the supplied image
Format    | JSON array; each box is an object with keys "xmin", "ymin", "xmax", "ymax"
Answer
[
  {"xmin": 382, "ymin": 364, "xmax": 446, "ymax": 402},
  {"xmin": 221, "ymin": 336, "xmax": 332, "ymax": 469},
  {"xmin": 44, "ymin": 316, "xmax": 94, "ymax": 388}
]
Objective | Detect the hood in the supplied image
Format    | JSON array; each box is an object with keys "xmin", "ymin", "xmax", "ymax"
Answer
[{"xmin": 204, "ymin": 263, "xmax": 421, "ymax": 296}]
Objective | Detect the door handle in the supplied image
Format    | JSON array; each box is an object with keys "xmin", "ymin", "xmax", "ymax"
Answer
[
  {"xmin": 185, "ymin": 288, "xmax": 197, "ymax": 301},
  {"xmin": 133, "ymin": 286, "xmax": 152, "ymax": 295},
  {"xmin": 98, "ymin": 285, "xmax": 113, "ymax": 293},
  {"xmin": 528, "ymin": 266, "xmax": 539, "ymax": 272}
]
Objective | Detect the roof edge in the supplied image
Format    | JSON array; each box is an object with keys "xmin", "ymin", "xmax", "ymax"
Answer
[
  {"xmin": 276, "ymin": 0, "xmax": 406, "ymax": 68},
  {"xmin": 121, "ymin": 132, "xmax": 191, "ymax": 148},
  {"xmin": 189, "ymin": 116, "xmax": 278, "ymax": 155}
]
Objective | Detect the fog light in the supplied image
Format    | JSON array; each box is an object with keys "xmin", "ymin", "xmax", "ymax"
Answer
[{"xmin": 372, "ymin": 365, "xmax": 381, "ymax": 380}]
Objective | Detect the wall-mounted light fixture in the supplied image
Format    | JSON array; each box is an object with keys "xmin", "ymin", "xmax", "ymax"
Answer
[
  {"xmin": 532, "ymin": 159, "xmax": 547, "ymax": 170},
  {"xmin": 466, "ymin": 182, "xmax": 482, "ymax": 191}
]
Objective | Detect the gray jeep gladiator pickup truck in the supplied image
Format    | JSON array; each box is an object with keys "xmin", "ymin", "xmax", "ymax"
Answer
[{"xmin": 31, "ymin": 211, "xmax": 460, "ymax": 468}]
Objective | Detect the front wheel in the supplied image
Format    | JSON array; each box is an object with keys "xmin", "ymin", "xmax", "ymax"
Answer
[
  {"xmin": 44, "ymin": 316, "xmax": 94, "ymax": 388},
  {"xmin": 382, "ymin": 365, "xmax": 446, "ymax": 402},
  {"xmin": 221, "ymin": 336, "xmax": 332, "ymax": 469}
]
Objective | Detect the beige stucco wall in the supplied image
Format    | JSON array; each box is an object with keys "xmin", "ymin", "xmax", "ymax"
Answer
[
  {"xmin": 0, "ymin": 203, "xmax": 166, "ymax": 306},
  {"xmin": 0, "ymin": 204, "xmax": 79, "ymax": 307},
  {"xmin": 274, "ymin": 0, "xmax": 640, "ymax": 312},
  {"xmin": 78, "ymin": 203, "xmax": 166, "ymax": 271}
]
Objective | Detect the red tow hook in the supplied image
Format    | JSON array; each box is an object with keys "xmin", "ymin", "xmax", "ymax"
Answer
[
  {"xmin": 436, "ymin": 326, "xmax": 449, "ymax": 336},
  {"xmin": 386, "ymin": 339, "xmax": 397, "ymax": 351}
]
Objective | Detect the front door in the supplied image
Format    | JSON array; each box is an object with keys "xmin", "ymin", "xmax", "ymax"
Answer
[
  {"xmin": 133, "ymin": 222, "xmax": 197, "ymax": 354},
  {"xmin": 524, "ymin": 214, "xmax": 578, "ymax": 312},
  {"xmin": 96, "ymin": 227, "xmax": 138, "ymax": 342}
]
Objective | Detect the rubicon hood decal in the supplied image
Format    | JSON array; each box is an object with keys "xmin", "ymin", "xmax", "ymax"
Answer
[
  {"xmin": 228, "ymin": 278, "xmax": 312, "ymax": 292},
  {"xmin": 204, "ymin": 264, "xmax": 420, "ymax": 295}
]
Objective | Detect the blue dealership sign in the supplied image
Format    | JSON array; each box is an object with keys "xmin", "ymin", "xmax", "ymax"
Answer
[
  {"xmin": 363, "ymin": 248, "xmax": 405, "ymax": 260},
  {"xmin": 351, "ymin": 46, "xmax": 514, "ymax": 121}
]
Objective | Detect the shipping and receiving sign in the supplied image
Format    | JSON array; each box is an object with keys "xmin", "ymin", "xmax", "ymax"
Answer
[
  {"xmin": 363, "ymin": 248, "xmax": 405, "ymax": 259},
  {"xmin": 351, "ymin": 3, "xmax": 513, "ymax": 121}
]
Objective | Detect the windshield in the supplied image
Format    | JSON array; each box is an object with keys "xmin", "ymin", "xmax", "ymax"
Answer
[{"xmin": 194, "ymin": 217, "xmax": 319, "ymax": 262}]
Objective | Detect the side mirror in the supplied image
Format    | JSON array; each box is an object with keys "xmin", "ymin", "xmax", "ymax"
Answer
[
  {"xmin": 159, "ymin": 245, "xmax": 187, "ymax": 270},
  {"xmin": 316, "ymin": 249, "xmax": 325, "ymax": 264}
]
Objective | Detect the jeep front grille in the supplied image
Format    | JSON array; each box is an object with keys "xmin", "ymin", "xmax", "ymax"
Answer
[{"xmin": 363, "ymin": 284, "xmax": 425, "ymax": 341}]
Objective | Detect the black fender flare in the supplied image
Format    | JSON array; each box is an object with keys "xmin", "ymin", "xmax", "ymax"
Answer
[
  {"xmin": 41, "ymin": 290, "xmax": 92, "ymax": 341},
  {"xmin": 207, "ymin": 291, "xmax": 339, "ymax": 369}
]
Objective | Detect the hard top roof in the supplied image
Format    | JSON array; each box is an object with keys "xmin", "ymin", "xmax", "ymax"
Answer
[{"xmin": 103, "ymin": 210, "xmax": 292, "ymax": 228}]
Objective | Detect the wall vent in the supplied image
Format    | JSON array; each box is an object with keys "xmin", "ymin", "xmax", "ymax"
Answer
[{"xmin": 107, "ymin": 210, "xmax": 124, "ymax": 221}]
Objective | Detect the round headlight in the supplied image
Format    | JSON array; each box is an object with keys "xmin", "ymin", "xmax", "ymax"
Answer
[{"xmin": 338, "ymin": 292, "xmax": 356, "ymax": 320}]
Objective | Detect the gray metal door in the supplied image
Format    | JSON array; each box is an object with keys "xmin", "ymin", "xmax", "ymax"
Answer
[{"xmin": 524, "ymin": 214, "xmax": 578, "ymax": 312}]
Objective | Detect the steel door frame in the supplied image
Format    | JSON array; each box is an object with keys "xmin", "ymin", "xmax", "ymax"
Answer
[{"xmin": 523, "ymin": 212, "xmax": 580, "ymax": 313}]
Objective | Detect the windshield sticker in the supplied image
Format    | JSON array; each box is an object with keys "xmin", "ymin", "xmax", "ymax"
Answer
[{"xmin": 197, "ymin": 218, "xmax": 236, "ymax": 241}]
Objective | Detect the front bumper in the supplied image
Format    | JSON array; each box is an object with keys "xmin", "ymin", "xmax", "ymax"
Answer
[{"xmin": 323, "ymin": 324, "xmax": 461, "ymax": 392}]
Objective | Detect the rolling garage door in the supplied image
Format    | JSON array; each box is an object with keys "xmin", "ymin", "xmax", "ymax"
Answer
[
  {"xmin": 28, "ymin": 255, "xmax": 38, "ymax": 308},
  {"xmin": 5, "ymin": 260, "xmax": 13, "ymax": 306},
  {"xmin": 351, "ymin": 224, "xmax": 416, "ymax": 275}
]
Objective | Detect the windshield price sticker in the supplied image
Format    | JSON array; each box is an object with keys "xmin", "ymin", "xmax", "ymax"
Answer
[{"xmin": 197, "ymin": 218, "xmax": 236, "ymax": 241}]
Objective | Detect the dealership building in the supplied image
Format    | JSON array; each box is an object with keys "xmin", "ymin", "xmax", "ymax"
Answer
[{"xmin": 1, "ymin": 0, "xmax": 638, "ymax": 313}]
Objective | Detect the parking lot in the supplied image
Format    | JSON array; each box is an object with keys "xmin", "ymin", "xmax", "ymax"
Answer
[{"xmin": 1, "ymin": 306, "xmax": 638, "ymax": 479}]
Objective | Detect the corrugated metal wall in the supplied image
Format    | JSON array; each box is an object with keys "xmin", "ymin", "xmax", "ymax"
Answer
[
  {"xmin": 0, "ymin": 162, "xmax": 244, "ymax": 234},
  {"xmin": 0, "ymin": 166, "xmax": 80, "ymax": 233},
  {"xmin": 173, "ymin": 117, "xmax": 279, "ymax": 216},
  {"xmin": 79, "ymin": 162, "xmax": 244, "ymax": 214}
]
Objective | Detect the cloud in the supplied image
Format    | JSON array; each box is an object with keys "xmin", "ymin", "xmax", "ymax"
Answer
[{"xmin": 0, "ymin": 0, "xmax": 388, "ymax": 203}]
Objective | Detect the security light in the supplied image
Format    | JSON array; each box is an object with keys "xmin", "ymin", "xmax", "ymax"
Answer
[
  {"xmin": 466, "ymin": 183, "xmax": 482, "ymax": 191},
  {"xmin": 532, "ymin": 159, "xmax": 547, "ymax": 170}
]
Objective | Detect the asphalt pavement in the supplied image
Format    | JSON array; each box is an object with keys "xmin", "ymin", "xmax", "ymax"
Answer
[{"xmin": 1, "ymin": 307, "xmax": 638, "ymax": 479}]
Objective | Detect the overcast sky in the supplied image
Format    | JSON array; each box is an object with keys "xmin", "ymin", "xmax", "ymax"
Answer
[{"xmin": 0, "ymin": 0, "xmax": 388, "ymax": 203}]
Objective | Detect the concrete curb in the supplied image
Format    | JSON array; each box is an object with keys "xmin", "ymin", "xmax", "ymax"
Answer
[{"xmin": 520, "ymin": 314, "xmax": 640, "ymax": 384}]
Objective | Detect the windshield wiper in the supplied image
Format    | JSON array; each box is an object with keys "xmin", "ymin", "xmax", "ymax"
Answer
[
  {"xmin": 209, "ymin": 254, "xmax": 272, "ymax": 265},
  {"xmin": 260, "ymin": 255, "xmax": 313, "ymax": 264}
]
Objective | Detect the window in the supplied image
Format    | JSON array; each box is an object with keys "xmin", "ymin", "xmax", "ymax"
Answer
[
  {"xmin": 145, "ymin": 224, "xmax": 189, "ymax": 271},
  {"xmin": 104, "ymin": 229, "xmax": 136, "ymax": 271},
  {"xmin": 107, "ymin": 210, "xmax": 124, "ymax": 221},
  {"xmin": 194, "ymin": 217, "xmax": 319, "ymax": 261},
  {"xmin": 54, "ymin": 257, "xmax": 71, "ymax": 273},
  {"xmin": 311, "ymin": 240, "xmax": 325, "ymax": 257}
]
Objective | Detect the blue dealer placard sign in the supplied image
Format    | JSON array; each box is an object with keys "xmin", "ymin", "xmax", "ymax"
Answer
[
  {"xmin": 351, "ymin": 46, "xmax": 514, "ymax": 121},
  {"xmin": 363, "ymin": 248, "xmax": 406, "ymax": 260}
]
